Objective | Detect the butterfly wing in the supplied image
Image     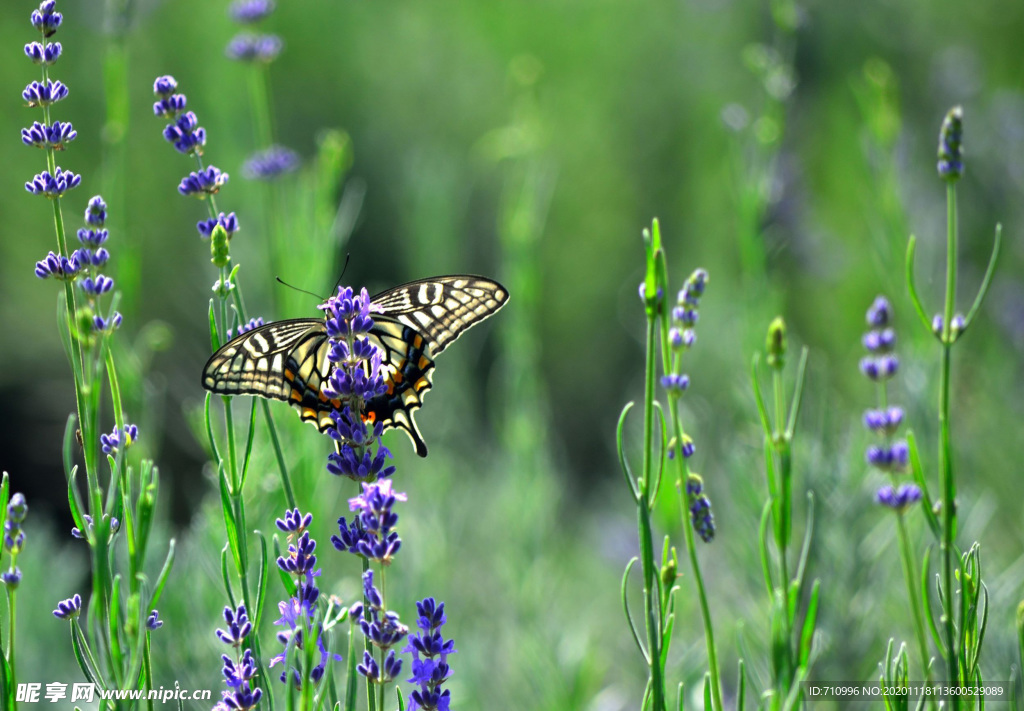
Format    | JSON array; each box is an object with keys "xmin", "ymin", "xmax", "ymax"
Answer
[
  {"xmin": 201, "ymin": 276, "xmax": 509, "ymax": 457},
  {"xmin": 201, "ymin": 318, "xmax": 340, "ymax": 432},
  {"xmin": 364, "ymin": 276, "xmax": 509, "ymax": 456},
  {"xmin": 368, "ymin": 276, "xmax": 510, "ymax": 355}
]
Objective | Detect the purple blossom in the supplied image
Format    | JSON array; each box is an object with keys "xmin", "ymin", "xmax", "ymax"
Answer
[
  {"xmin": 31, "ymin": 1, "xmax": 63, "ymax": 38},
  {"xmin": 22, "ymin": 79, "xmax": 68, "ymax": 106},
  {"xmin": 242, "ymin": 145, "xmax": 299, "ymax": 179},
  {"xmin": 216, "ymin": 604, "xmax": 253, "ymax": 647},
  {"xmin": 332, "ymin": 479, "xmax": 405, "ymax": 563},
  {"xmin": 685, "ymin": 474, "xmax": 715, "ymax": 543},
  {"xmin": 876, "ymin": 484, "xmax": 923, "ymax": 511},
  {"xmin": 146, "ymin": 610, "xmax": 163, "ymax": 630},
  {"xmin": 226, "ymin": 33, "xmax": 283, "ymax": 62},
  {"xmin": 226, "ymin": 316, "xmax": 263, "ymax": 341},
  {"xmin": 100, "ymin": 423, "xmax": 138, "ymax": 455},
  {"xmin": 24, "ymin": 40, "xmax": 61, "ymax": 65},
  {"xmin": 71, "ymin": 513, "xmax": 120, "ymax": 540},
  {"xmin": 162, "ymin": 111, "xmax": 206, "ymax": 155},
  {"xmin": 229, "ymin": 0, "xmax": 276, "ymax": 23},
  {"xmin": 197, "ymin": 212, "xmax": 240, "ymax": 240},
  {"xmin": 404, "ymin": 598, "xmax": 457, "ymax": 711},
  {"xmin": 34, "ymin": 250, "xmax": 82, "ymax": 280},
  {"xmin": 53, "ymin": 593, "xmax": 82, "ymax": 620},
  {"xmin": 178, "ymin": 166, "xmax": 229, "ymax": 197},
  {"xmin": 25, "ymin": 166, "xmax": 80, "ymax": 198}
]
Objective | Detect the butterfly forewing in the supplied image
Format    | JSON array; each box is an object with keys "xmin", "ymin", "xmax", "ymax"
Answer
[
  {"xmin": 201, "ymin": 276, "xmax": 508, "ymax": 457},
  {"xmin": 202, "ymin": 319, "xmax": 325, "ymax": 399},
  {"xmin": 369, "ymin": 276, "xmax": 509, "ymax": 355}
]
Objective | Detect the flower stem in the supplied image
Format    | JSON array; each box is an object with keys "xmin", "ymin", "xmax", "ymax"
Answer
[
  {"xmin": 639, "ymin": 317, "xmax": 667, "ymax": 711},
  {"xmin": 939, "ymin": 181, "xmax": 959, "ymax": 706},
  {"xmin": 896, "ymin": 512, "xmax": 936, "ymax": 708}
]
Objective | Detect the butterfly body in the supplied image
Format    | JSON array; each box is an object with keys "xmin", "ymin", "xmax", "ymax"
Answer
[{"xmin": 202, "ymin": 276, "xmax": 509, "ymax": 456}]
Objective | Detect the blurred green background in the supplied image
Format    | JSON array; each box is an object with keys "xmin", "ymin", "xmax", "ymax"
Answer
[{"xmin": 2, "ymin": 0, "xmax": 1024, "ymax": 708}]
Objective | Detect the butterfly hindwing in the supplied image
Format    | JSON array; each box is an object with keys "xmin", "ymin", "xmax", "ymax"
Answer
[{"xmin": 201, "ymin": 276, "xmax": 509, "ymax": 456}]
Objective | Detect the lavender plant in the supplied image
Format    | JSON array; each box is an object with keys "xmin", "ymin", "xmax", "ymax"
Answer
[
  {"xmin": 901, "ymin": 107, "xmax": 1002, "ymax": 707},
  {"xmin": 0, "ymin": 481, "xmax": 27, "ymax": 702},
  {"xmin": 751, "ymin": 317, "xmax": 819, "ymax": 708},
  {"xmin": 617, "ymin": 219, "xmax": 723, "ymax": 711},
  {"xmin": 270, "ymin": 509, "xmax": 342, "ymax": 708},
  {"xmin": 22, "ymin": 2, "xmax": 174, "ymax": 705}
]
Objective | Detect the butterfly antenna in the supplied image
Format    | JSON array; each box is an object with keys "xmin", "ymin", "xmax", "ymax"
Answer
[
  {"xmin": 331, "ymin": 253, "xmax": 352, "ymax": 294},
  {"xmin": 275, "ymin": 277, "xmax": 327, "ymax": 302}
]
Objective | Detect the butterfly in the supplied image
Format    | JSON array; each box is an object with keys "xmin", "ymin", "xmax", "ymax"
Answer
[{"xmin": 201, "ymin": 275, "xmax": 509, "ymax": 457}]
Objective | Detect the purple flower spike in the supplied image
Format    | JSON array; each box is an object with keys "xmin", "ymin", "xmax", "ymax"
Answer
[
  {"xmin": 25, "ymin": 166, "xmax": 80, "ymax": 198},
  {"xmin": 53, "ymin": 593, "xmax": 82, "ymax": 620},
  {"xmin": 178, "ymin": 166, "xmax": 229, "ymax": 197},
  {"xmin": 876, "ymin": 483, "xmax": 923, "ymax": 511},
  {"xmin": 24, "ymin": 40, "xmax": 61, "ymax": 65},
  {"xmin": 226, "ymin": 33, "xmax": 283, "ymax": 62},
  {"xmin": 23, "ymin": 79, "xmax": 68, "ymax": 106},
  {"xmin": 230, "ymin": 0, "xmax": 276, "ymax": 23},
  {"xmin": 242, "ymin": 145, "xmax": 299, "ymax": 180},
  {"xmin": 31, "ymin": 1, "xmax": 63, "ymax": 38}
]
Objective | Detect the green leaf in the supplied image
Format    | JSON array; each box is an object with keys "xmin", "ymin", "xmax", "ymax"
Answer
[
  {"xmin": 962, "ymin": 223, "xmax": 1002, "ymax": 333},
  {"xmin": 253, "ymin": 530, "xmax": 270, "ymax": 629},
  {"xmin": 905, "ymin": 236, "xmax": 935, "ymax": 336},
  {"xmin": 797, "ymin": 580, "xmax": 820, "ymax": 667},
  {"xmin": 621, "ymin": 557, "xmax": 649, "ymax": 663}
]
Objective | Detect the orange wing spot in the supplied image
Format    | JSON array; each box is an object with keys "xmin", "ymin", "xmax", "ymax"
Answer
[
  {"xmin": 418, "ymin": 355, "xmax": 430, "ymax": 370},
  {"xmin": 365, "ymin": 411, "xmax": 378, "ymax": 423},
  {"xmin": 414, "ymin": 376, "xmax": 430, "ymax": 392},
  {"xmin": 330, "ymin": 398, "xmax": 341, "ymax": 408},
  {"xmin": 318, "ymin": 389, "xmax": 329, "ymax": 403},
  {"xmin": 413, "ymin": 334, "xmax": 424, "ymax": 349},
  {"xmin": 289, "ymin": 388, "xmax": 303, "ymax": 402},
  {"xmin": 301, "ymin": 408, "xmax": 316, "ymax": 420},
  {"xmin": 284, "ymin": 368, "xmax": 295, "ymax": 380}
]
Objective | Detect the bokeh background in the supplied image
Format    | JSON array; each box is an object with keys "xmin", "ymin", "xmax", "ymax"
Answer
[{"xmin": 1, "ymin": 0, "xmax": 1023, "ymax": 707}]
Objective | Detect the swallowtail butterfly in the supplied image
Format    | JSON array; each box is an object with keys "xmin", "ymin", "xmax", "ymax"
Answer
[{"xmin": 201, "ymin": 276, "xmax": 509, "ymax": 456}]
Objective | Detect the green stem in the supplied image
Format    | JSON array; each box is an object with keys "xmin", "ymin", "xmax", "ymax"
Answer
[
  {"xmin": 896, "ymin": 513, "xmax": 936, "ymax": 709},
  {"xmin": 669, "ymin": 397, "xmax": 724, "ymax": 711},
  {"xmin": 939, "ymin": 182, "xmax": 959, "ymax": 706},
  {"xmin": 639, "ymin": 318, "xmax": 666, "ymax": 711},
  {"xmin": 6, "ymin": 585, "xmax": 15, "ymax": 711}
]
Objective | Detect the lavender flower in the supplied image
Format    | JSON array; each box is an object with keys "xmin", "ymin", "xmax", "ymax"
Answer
[
  {"xmin": 100, "ymin": 423, "xmax": 138, "ymax": 455},
  {"xmin": 31, "ymin": 1, "xmax": 63, "ymax": 37},
  {"xmin": 3, "ymin": 492, "xmax": 28, "ymax": 588},
  {"xmin": 178, "ymin": 166, "xmax": 229, "ymax": 197},
  {"xmin": 53, "ymin": 593, "xmax": 82, "ymax": 620},
  {"xmin": 24, "ymin": 40, "xmax": 62, "ymax": 65},
  {"xmin": 215, "ymin": 603, "xmax": 263, "ymax": 709},
  {"xmin": 21, "ymin": 120, "xmax": 76, "ymax": 149},
  {"xmin": 197, "ymin": 212, "xmax": 240, "ymax": 240},
  {"xmin": 319, "ymin": 286, "xmax": 395, "ymax": 480},
  {"xmin": 226, "ymin": 33, "xmax": 283, "ymax": 62},
  {"xmin": 685, "ymin": 474, "xmax": 715, "ymax": 543},
  {"xmin": 662, "ymin": 269, "xmax": 709, "ymax": 460},
  {"xmin": 876, "ymin": 484, "xmax": 923, "ymax": 512},
  {"xmin": 351, "ymin": 570, "xmax": 407, "ymax": 673},
  {"xmin": 70, "ymin": 513, "xmax": 120, "ymax": 540},
  {"xmin": 162, "ymin": 111, "xmax": 207, "ymax": 155},
  {"xmin": 404, "ymin": 598, "xmax": 457, "ymax": 711},
  {"xmin": 270, "ymin": 510, "xmax": 341, "ymax": 688},
  {"xmin": 215, "ymin": 604, "xmax": 253, "ymax": 647},
  {"xmin": 22, "ymin": 79, "xmax": 68, "ymax": 106},
  {"xmin": 229, "ymin": 0, "xmax": 276, "ymax": 24},
  {"xmin": 276, "ymin": 508, "xmax": 313, "ymax": 534},
  {"xmin": 937, "ymin": 106, "xmax": 964, "ymax": 181},
  {"xmin": 146, "ymin": 610, "xmax": 163, "ymax": 630},
  {"xmin": 24, "ymin": 166, "xmax": 80, "ymax": 198},
  {"xmin": 226, "ymin": 317, "xmax": 263, "ymax": 340},
  {"xmin": 34, "ymin": 250, "xmax": 81, "ymax": 280},
  {"xmin": 332, "ymin": 479, "xmax": 406, "ymax": 564},
  {"xmin": 242, "ymin": 145, "xmax": 299, "ymax": 180}
]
